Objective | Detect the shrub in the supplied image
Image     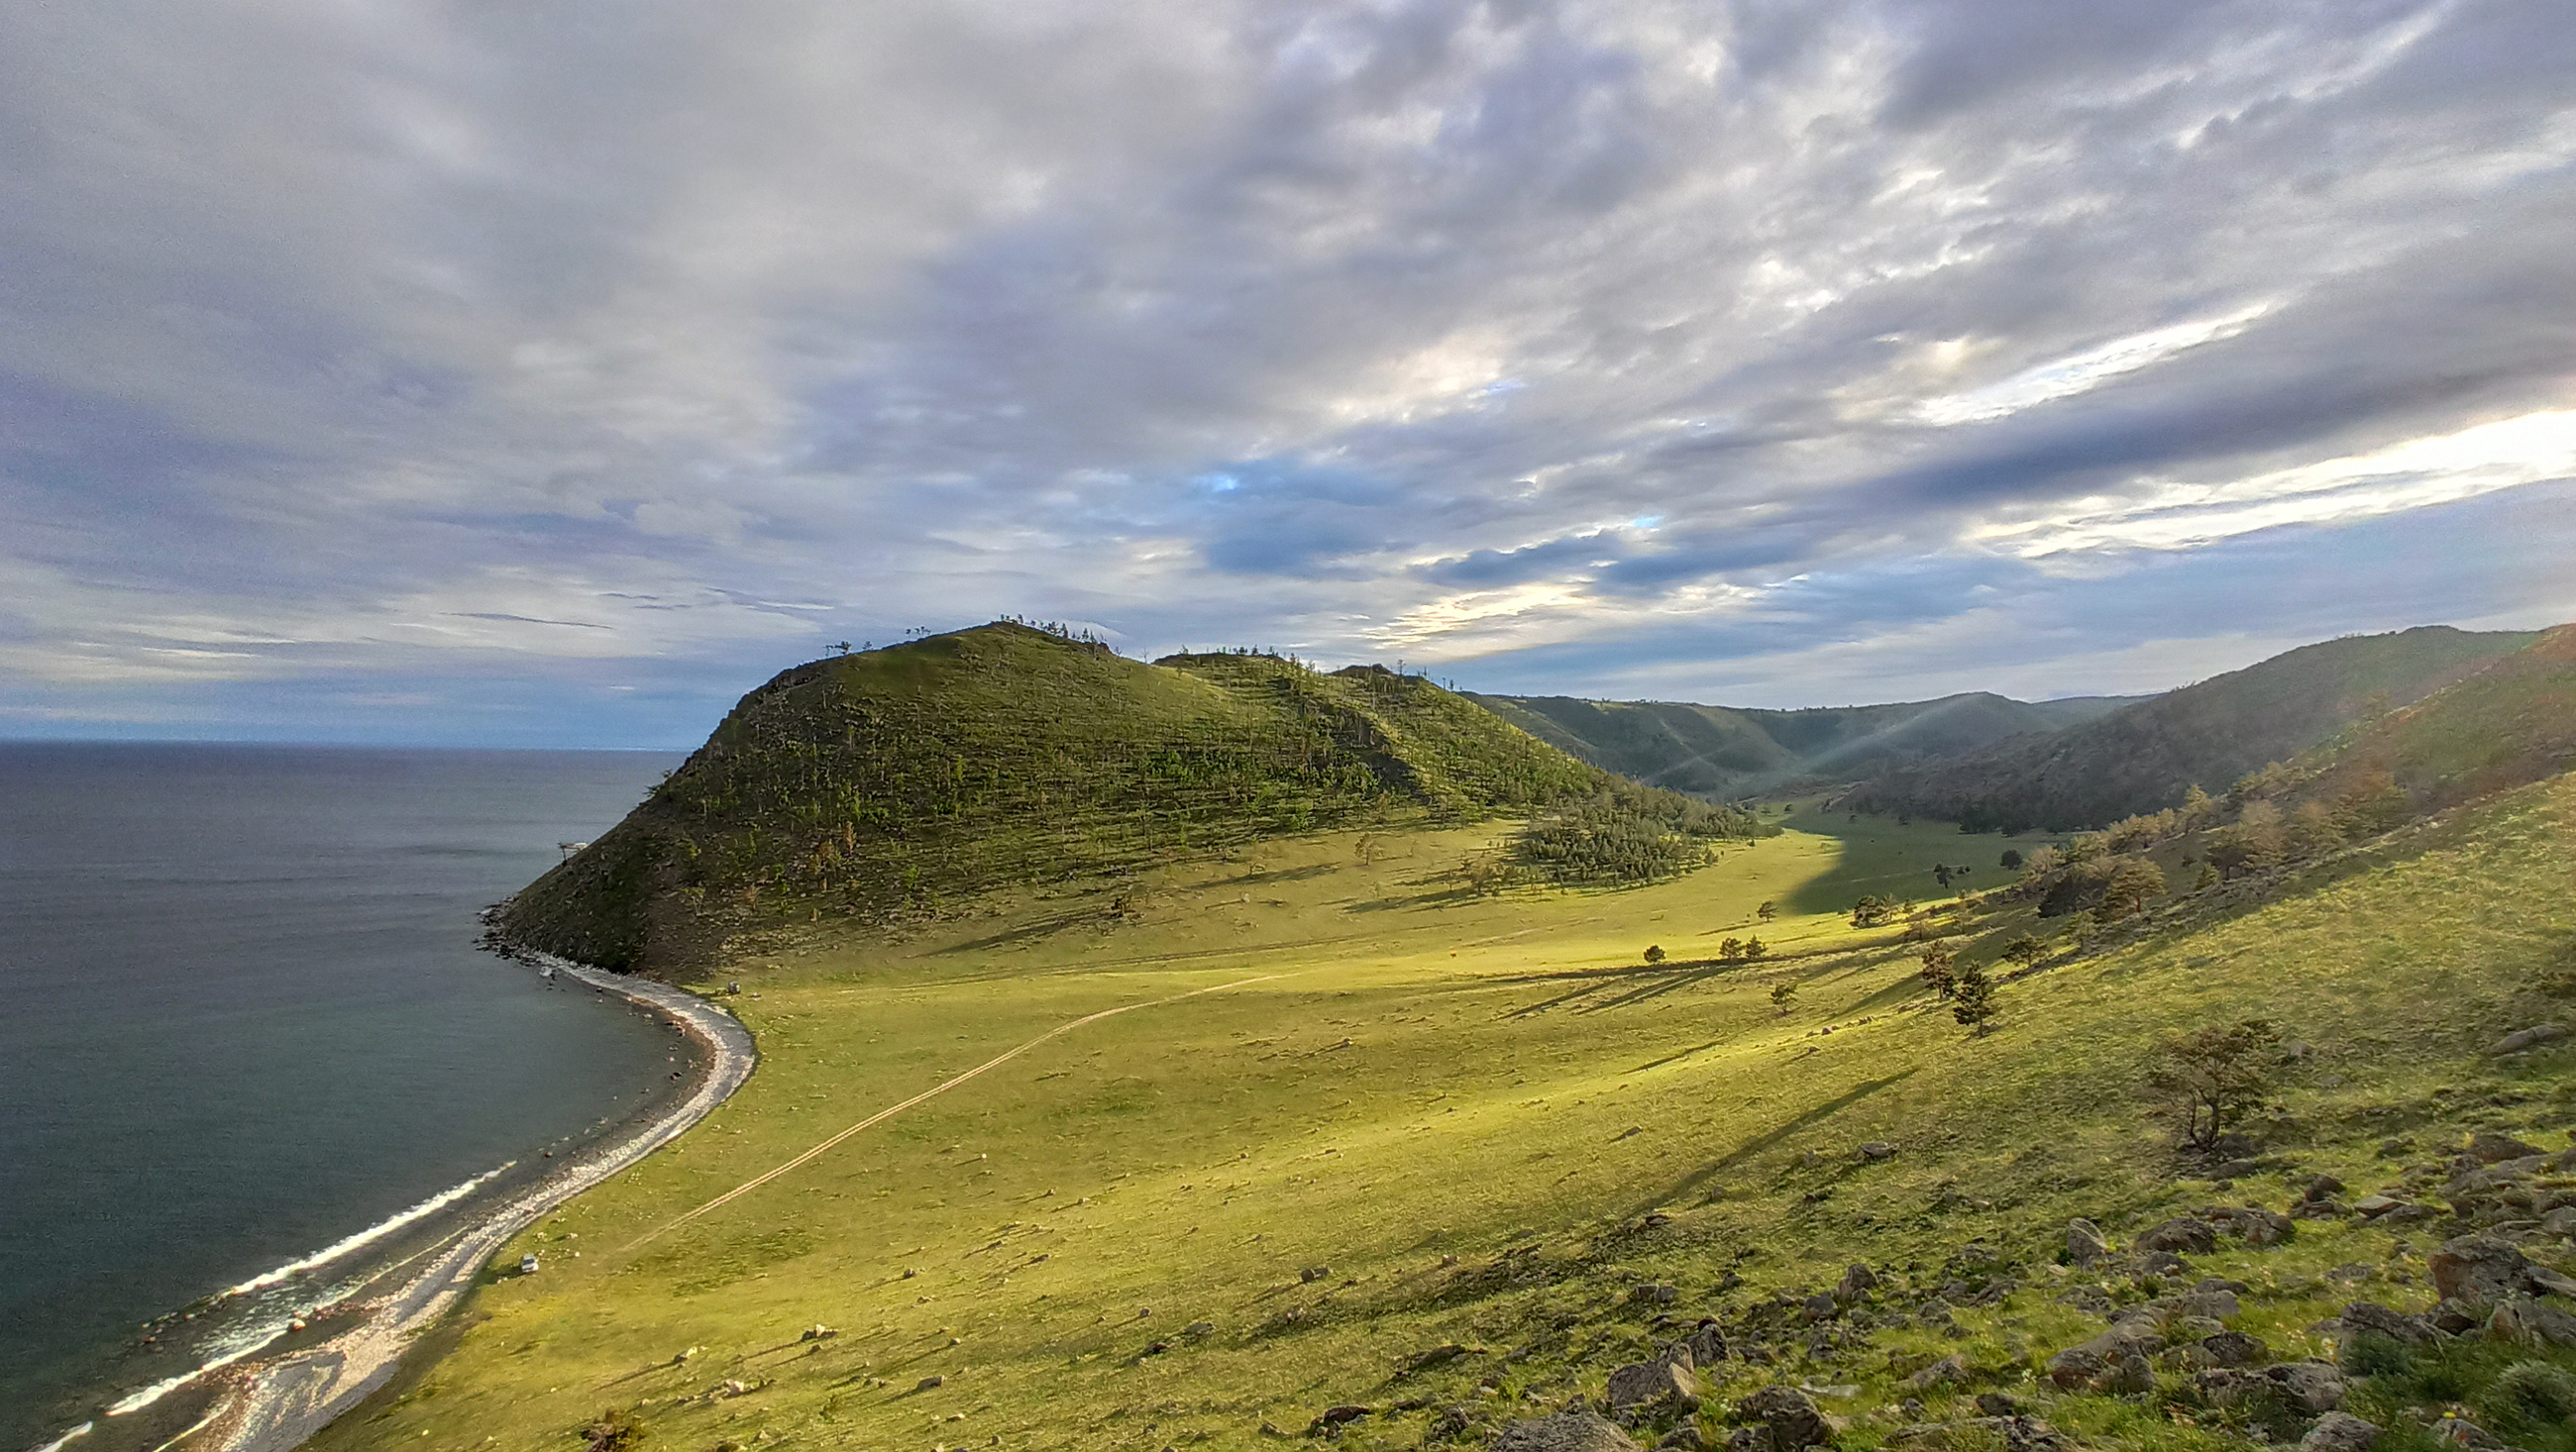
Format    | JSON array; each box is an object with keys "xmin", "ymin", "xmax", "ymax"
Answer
[
  {"xmin": 1998, "ymin": 935, "xmax": 2047, "ymax": 969},
  {"xmin": 1643, "ymin": 944, "xmax": 1666, "ymax": 965},
  {"xmin": 2482, "ymin": 1360, "xmax": 2576, "ymax": 1426},
  {"xmin": 585, "ymin": 1410, "xmax": 649, "ymax": 1452},
  {"xmin": 1999, "ymin": 849, "xmax": 2022, "ymax": 871},
  {"xmin": 2144, "ymin": 1020, "xmax": 2281, "ymax": 1149}
]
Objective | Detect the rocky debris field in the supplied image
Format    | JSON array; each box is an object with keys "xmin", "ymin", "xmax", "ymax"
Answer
[{"xmin": 1294, "ymin": 1123, "xmax": 2576, "ymax": 1452}]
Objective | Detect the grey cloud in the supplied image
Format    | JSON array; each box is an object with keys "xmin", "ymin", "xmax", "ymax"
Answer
[{"xmin": 1, "ymin": 0, "xmax": 2570, "ymax": 741}]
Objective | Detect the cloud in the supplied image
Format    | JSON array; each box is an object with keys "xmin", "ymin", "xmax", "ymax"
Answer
[{"xmin": 1, "ymin": 0, "xmax": 2570, "ymax": 743}]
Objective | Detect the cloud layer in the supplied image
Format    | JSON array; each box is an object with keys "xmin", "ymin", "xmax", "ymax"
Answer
[{"xmin": 3, "ymin": 0, "xmax": 2571, "ymax": 743}]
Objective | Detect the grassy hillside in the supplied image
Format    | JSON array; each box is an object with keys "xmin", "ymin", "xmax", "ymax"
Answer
[
  {"xmin": 1468, "ymin": 693, "xmax": 2138, "ymax": 799},
  {"xmin": 502, "ymin": 624, "xmax": 1761, "ymax": 976},
  {"xmin": 1846, "ymin": 626, "xmax": 2539, "ymax": 832},
  {"xmin": 321, "ymin": 772, "xmax": 2576, "ymax": 1452},
  {"xmin": 2298, "ymin": 625, "xmax": 2576, "ymax": 812}
]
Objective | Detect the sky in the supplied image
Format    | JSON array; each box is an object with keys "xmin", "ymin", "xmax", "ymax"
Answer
[{"xmin": 4, "ymin": 0, "xmax": 2572, "ymax": 747}]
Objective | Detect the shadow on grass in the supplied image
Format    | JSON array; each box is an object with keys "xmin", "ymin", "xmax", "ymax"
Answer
[{"xmin": 1625, "ymin": 1070, "xmax": 1917, "ymax": 1217}]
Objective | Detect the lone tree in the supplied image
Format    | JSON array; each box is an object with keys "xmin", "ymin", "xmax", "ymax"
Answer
[
  {"xmin": 1998, "ymin": 934, "xmax": 2048, "ymax": 969},
  {"xmin": 1770, "ymin": 979, "xmax": 1800, "ymax": 1015},
  {"xmin": 1756, "ymin": 899, "xmax": 1778, "ymax": 922},
  {"xmin": 1741, "ymin": 935, "xmax": 1768, "ymax": 961},
  {"xmin": 1918, "ymin": 941, "xmax": 1960, "ymax": 998},
  {"xmin": 2144, "ymin": 1019, "xmax": 2283, "ymax": 1150},
  {"xmin": 1999, "ymin": 849, "xmax": 2022, "ymax": 871},
  {"xmin": 1950, "ymin": 962, "xmax": 1997, "ymax": 1035},
  {"xmin": 1643, "ymin": 944, "xmax": 1666, "ymax": 965},
  {"xmin": 1851, "ymin": 894, "xmax": 1897, "ymax": 928},
  {"xmin": 1934, "ymin": 864, "xmax": 1955, "ymax": 890}
]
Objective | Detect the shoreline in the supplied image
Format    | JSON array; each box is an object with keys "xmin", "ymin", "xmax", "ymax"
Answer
[{"xmin": 133, "ymin": 937, "xmax": 755, "ymax": 1452}]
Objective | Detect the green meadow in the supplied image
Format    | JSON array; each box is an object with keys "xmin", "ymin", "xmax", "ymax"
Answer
[{"xmin": 322, "ymin": 779, "xmax": 2576, "ymax": 1452}]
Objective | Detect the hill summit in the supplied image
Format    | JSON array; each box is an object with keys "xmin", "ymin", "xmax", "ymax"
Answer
[{"xmin": 503, "ymin": 622, "xmax": 1763, "ymax": 973}]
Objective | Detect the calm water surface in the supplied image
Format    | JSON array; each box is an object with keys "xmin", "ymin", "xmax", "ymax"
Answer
[{"xmin": 0, "ymin": 744, "xmax": 682, "ymax": 1448}]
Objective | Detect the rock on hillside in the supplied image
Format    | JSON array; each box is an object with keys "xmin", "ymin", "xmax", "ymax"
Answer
[{"xmin": 501, "ymin": 623, "xmax": 1760, "ymax": 975}]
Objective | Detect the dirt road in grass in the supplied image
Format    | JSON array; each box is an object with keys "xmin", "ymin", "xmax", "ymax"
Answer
[{"xmin": 618, "ymin": 971, "xmax": 1291, "ymax": 1254}]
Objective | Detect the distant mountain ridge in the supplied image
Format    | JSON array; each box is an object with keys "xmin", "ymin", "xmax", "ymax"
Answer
[
  {"xmin": 1843, "ymin": 625, "xmax": 2542, "ymax": 832},
  {"xmin": 1465, "ymin": 689, "xmax": 2140, "ymax": 799}
]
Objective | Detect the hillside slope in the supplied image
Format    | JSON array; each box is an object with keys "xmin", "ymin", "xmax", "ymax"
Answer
[
  {"xmin": 1468, "ymin": 691, "xmax": 2137, "ymax": 798},
  {"xmin": 325, "ymin": 768, "xmax": 2576, "ymax": 1452},
  {"xmin": 1845, "ymin": 625, "xmax": 2538, "ymax": 831},
  {"xmin": 502, "ymin": 624, "xmax": 1759, "ymax": 974},
  {"xmin": 2298, "ymin": 623, "xmax": 2576, "ymax": 811}
]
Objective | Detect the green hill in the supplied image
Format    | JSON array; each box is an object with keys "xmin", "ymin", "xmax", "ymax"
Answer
[
  {"xmin": 1467, "ymin": 691, "xmax": 2138, "ymax": 799},
  {"xmin": 2297, "ymin": 623, "xmax": 2576, "ymax": 812},
  {"xmin": 501, "ymin": 623, "xmax": 1763, "ymax": 974},
  {"xmin": 1844, "ymin": 625, "xmax": 2539, "ymax": 831}
]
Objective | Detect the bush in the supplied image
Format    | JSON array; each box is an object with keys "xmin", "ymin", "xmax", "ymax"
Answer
[
  {"xmin": 1643, "ymin": 944, "xmax": 1666, "ymax": 965},
  {"xmin": 1999, "ymin": 849, "xmax": 2022, "ymax": 871},
  {"xmin": 585, "ymin": 1410, "xmax": 649, "ymax": 1452},
  {"xmin": 2144, "ymin": 1020, "xmax": 2281, "ymax": 1149},
  {"xmin": 2482, "ymin": 1360, "xmax": 2576, "ymax": 1426}
]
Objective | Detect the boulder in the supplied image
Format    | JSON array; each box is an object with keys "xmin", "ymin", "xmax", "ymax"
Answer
[
  {"xmin": 1606, "ymin": 1360, "xmax": 1702, "ymax": 1417},
  {"xmin": 2430, "ymin": 1234, "xmax": 2576, "ymax": 1308},
  {"xmin": 1857, "ymin": 1142, "xmax": 1896, "ymax": 1161},
  {"xmin": 2138, "ymin": 1217, "xmax": 2219, "ymax": 1254},
  {"xmin": 1632, "ymin": 1283, "xmax": 1682, "ymax": 1307},
  {"xmin": 1682, "ymin": 1324, "xmax": 1730, "ymax": 1366},
  {"xmin": 2470, "ymin": 1132, "xmax": 2547, "ymax": 1163},
  {"xmin": 2302, "ymin": 1412, "xmax": 2383, "ymax": 1452},
  {"xmin": 2173, "ymin": 1286, "xmax": 2242, "ymax": 1320},
  {"xmin": 1733, "ymin": 1385, "xmax": 1834, "ymax": 1450},
  {"xmin": 2352, "ymin": 1194, "xmax": 2409, "ymax": 1218},
  {"xmin": 2433, "ymin": 1418, "xmax": 2504, "ymax": 1449},
  {"xmin": 2269, "ymin": 1361, "xmax": 2349, "ymax": 1413},
  {"xmin": 2303, "ymin": 1176, "xmax": 2349, "ymax": 1203},
  {"xmin": 2335, "ymin": 1301, "xmax": 2436, "ymax": 1352},
  {"xmin": 2540, "ymin": 1206, "xmax": 2576, "ymax": 1237},
  {"xmin": 2193, "ymin": 1330, "xmax": 2270, "ymax": 1368},
  {"xmin": 1493, "ymin": 1407, "xmax": 1640, "ymax": 1452},
  {"xmin": 1656, "ymin": 1428, "xmax": 1709, "ymax": 1451},
  {"xmin": 2205, "ymin": 1206, "xmax": 2295, "ymax": 1246},
  {"xmin": 2492, "ymin": 1025, "xmax": 2567, "ymax": 1055},
  {"xmin": 1907, "ymin": 1354, "xmax": 1971, "ymax": 1391},
  {"xmin": 1312, "ymin": 1404, "xmax": 1372, "ymax": 1432},
  {"xmin": 1799, "ymin": 1293, "xmax": 1838, "ymax": 1322},
  {"xmin": 2047, "ymin": 1317, "xmax": 2167, "ymax": 1390},
  {"xmin": 1884, "ymin": 1418, "xmax": 2070, "ymax": 1452},
  {"xmin": 2485, "ymin": 1296, "xmax": 2576, "ymax": 1347},
  {"xmin": 1835, "ymin": 1264, "xmax": 1878, "ymax": 1304},
  {"xmin": 2066, "ymin": 1219, "xmax": 2110, "ymax": 1267}
]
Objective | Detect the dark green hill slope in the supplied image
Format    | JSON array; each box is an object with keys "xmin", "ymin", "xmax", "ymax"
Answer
[
  {"xmin": 2297, "ymin": 623, "xmax": 2576, "ymax": 811},
  {"xmin": 1466, "ymin": 690, "xmax": 2137, "ymax": 798},
  {"xmin": 503, "ymin": 624, "xmax": 1762, "ymax": 974},
  {"xmin": 1847, "ymin": 625, "xmax": 2539, "ymax": 832}
]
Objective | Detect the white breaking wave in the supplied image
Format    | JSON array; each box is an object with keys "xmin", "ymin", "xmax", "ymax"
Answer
[
  {"xmin": 104, "ymin": 1327, "xmax": 289, "ymax": 1417},
  {"xmin": 30, "ymin": 1421, "xmax": 94, "ymax": 1452},
  {"xmin": 223, "ymin": 1163, "xmax": 512, "ymax": 1297}
]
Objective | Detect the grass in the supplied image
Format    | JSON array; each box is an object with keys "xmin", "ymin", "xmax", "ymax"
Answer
[
  {"xmin": 319, "ymin": 778, "xmax": 2576, "ymax": 1452},
  {"xmin": 503, "ymin": 625, "xmax": 1761, "ymax": 974}
]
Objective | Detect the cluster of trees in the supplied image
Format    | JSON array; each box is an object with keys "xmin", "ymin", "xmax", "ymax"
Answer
[
  {"xmin": 1513, "ymin": 782, "xmax": 1763, "ymax": 885},
  {"xmin": 2202, "ymin": 769, "xmax": 2412, "ymax": 879},
  {"xmin": 1850, "ymin": 894, "xmax": 1901, "ymax": 928},
  {"xmin": 1715, "ymin": 935, "xmax": 1768, "ymax": 962},
  {"xmin": 1914, "ymin": 941, "xmax": 1996, "ymax": 1034}
]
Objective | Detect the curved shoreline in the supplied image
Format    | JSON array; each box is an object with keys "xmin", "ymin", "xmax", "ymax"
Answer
[{"xmin": 186, "ymin": 946, "xmax": 756, "ymax": 1452}]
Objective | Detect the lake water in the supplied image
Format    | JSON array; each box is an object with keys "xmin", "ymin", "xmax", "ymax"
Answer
[{"xmin": 0, "ymin": 744, "xmax": 683, "ymax": 1450}]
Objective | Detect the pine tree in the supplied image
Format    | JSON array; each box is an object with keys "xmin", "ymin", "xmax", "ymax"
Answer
[{"xmin": 1950, "ymin": 963, "xmax": 1997, "ymax": 1035}]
